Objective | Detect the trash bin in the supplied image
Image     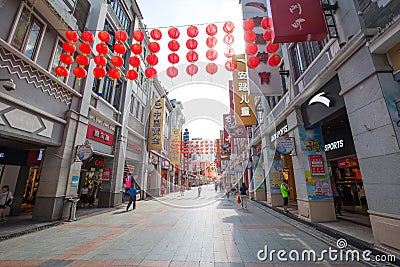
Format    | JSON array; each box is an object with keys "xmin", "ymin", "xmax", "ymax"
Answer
[{"xmin": 66, "ymin": 197, "xmax": 80, "ymax": 222}]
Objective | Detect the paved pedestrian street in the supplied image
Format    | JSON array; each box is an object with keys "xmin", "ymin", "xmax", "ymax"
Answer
[{"xmin": 0, "ymin": 185, "xmax": 378, "ymax": 266}]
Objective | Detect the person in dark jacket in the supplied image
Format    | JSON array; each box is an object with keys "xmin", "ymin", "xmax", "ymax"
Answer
[
  {"xmin": 240, "ymin": 182, "xmax": 248, "ymax": 209},
  {"xmin": 126, "ymin": 185, "xmax": 137, "ymax": 211}
]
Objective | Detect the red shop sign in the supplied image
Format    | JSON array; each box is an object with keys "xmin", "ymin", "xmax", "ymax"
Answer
[
  {"xmin": 337, "ymin": 157, "xmax": 358, "ymax": 168},
  {"xmin": 309, "ymin": 155, "xmax": 325, "ymax": 176},
  {"xmin": 86, "ymin": 124, "xmax": 114, "ymax": 146},
  {"xmin": 102, "ymin": 168, "xmax": 111, "ymax": 180},
  {"xmin": 269, "ymin": 0, "xmax": 328, "ymax": 43}
]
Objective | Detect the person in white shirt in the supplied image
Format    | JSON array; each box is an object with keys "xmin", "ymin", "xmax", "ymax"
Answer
[{"xmin": 0, "ymin": 185, "xmax": 14, "ymax": 222}]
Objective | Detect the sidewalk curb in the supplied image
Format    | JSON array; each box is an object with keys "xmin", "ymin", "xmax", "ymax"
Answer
[
  {"xmin": 254, "ymin": 200, "xmax": 400, "ymax": 266},
  {"xmin": 0, "ymin": 207, "xmax": 115, "ymax": 242}
]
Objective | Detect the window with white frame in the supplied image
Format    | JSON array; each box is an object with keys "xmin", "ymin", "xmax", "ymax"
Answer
[
  {"xmin": 11, "ymin": 7, "xmax": 45, "ymax": 60},
  {"xmin": 49, "ymin": 39, "xmax": 68, "ymax": 82}
]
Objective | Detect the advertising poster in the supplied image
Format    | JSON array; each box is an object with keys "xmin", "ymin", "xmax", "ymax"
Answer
[
  {"xmin": 266, "ymin": 146, "xmax": 282, "ymax": 194},
  {"xmin": 298, "ymin": 126, "xmax": 332, "ymax": 200},
  {"xmin": 380, "ymin": 74, "xmax": 400, "ymax": 148},
  {"xmin": 253, "ymin": 154, "xmax": 266, "ymax": 191}
]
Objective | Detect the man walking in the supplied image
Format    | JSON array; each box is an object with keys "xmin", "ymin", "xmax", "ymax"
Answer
[
  {"xmin": 126, "ymin": 185, "xmax": 137, "ymax": 211},
  {"xmin": 240, "ymin": 182, "xmax": 248, "ymax": 209},
  {"xmin": 280, "ymin": 180, "xmax": 290, "ymax": 213}
]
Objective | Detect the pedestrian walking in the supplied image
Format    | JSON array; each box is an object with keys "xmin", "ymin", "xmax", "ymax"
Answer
[
  {"xmin": 198, "ymin": 185, "xmax": 202, "ymax": 197},
  {"xmin": 160, "ymin": 184, "xmax": 165, "ymax": 197},
  {"xmin": 79, "ymin": 185, "xmax": 89, "ymax": 208},
  {"xmin": 214, "ymin": 182, "xmax": 218, "ymax": 192},
  {"xmin": 240, "ymin": 182, "xmax": 248, "ymax": 209},
  {"xmin": 331, "ymin": 177, "xmax": 343, "ymax": 216},
  {"xmin": 126, "ymin": 185, "xmax": 137, "ymax": 211},
  {"xmin": 0, "ymin": 185, "xmax": 14, "ymax": 222},
  {"xmin": 280, "ymin": 180, "xmax": 290, "ymax": 213}
]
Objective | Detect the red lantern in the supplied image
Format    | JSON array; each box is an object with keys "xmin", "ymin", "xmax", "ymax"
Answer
[
  {"xmin": 126, "ymin": 69, "xmax": 138, "ymax": 80},
  {"xmin": 98, "ymin": 31, "xmax": 111, "ymax": 43},
  {"xmin": 96, "ymin": 43, "xmax": 109, "ymax": 55},
  {"xmin": 266, "ymin": 42, "xmax": 279, "ymax": 53},
  {"xmin": 132, "ymin": 30, "xmax": 144, "ymax": 42},
  {"xmin": 129, "ymin": 56, "xmax": 140, "ymax": 67},
  {"xmin": 223, "ymin": 21, "xmax": 235, "ymax": 34},
  {"xmin": 268, "ymin": 54, "xmax": 281, "ymax": 67},
  {"xmin": 225, "ymin": 60, "xmax": 237, "ymax": 71},
  {"xmin": 148, "ymin": 42, "xmax": 160, "ymax": 53},
  {"xmin": 115, "ymin": 30, "xmax": 128, "ymax": 42},
  {"xmin": 243, "ymin": 19, "xmax": 255, "ymax": 31},
  {"xmin": 78, "ymin": 43, "xmax": 92, "ymax": 55},
  {"xmin": 65, "ymin": 30, "xmax": 78, "ymax": 42},
  {"xmin": 244, "ymin": 31, "xmax": 256, "ymax": 43},
  {"xmin": 224, "ymin": 47, "xmax": 234, "ymax": 58},
  {"xmin": 186, "ymin": 39, "xmax": 198, "ymax": 50},
  {"xmin": 186, "ymin": 51, "xmax": 199, "ymax": 63},
  {"xmin": 94, "ymin": 55, "xmax": 107, "ymax": 66},
  {"xmin": 245, "ymin": 43, "xmax": 258, "ymax": 56},
  {"xmin": 186, "ymin": 64, "xmax": 198, "ymax": 76},
  {"xmin": 114, "ymin": 43, "xmax": 126, "ymax": 54},
  {"xmin": 206, "ymin": 24, "xmax": 218, "ymax": 36},
  {"xmin": 60, "ymin": 54, "xmax": 74, "ymax": 65},
  {"xmin": 62, "ymin": 42, "xmax": 76, "ymax": 54},
  {"xmin": 187, "ymin": 26, "xmax": 199, "ymax": 38},
  {"xmin": 54, "ymin": 66, "xmax": 68, "ymax": 77},
  {"xmin": 146, "ymin": 54, "xmax": 159, "ymax": 66},
  {"xmin": 168, "ymin": 53, "xmax": 179, "ymax": 64},
  {"xmin": 168, "ymin": 40, "xmax": 180, "ymax": 52},
  {"xmin": 108, "ymin": 68, "xmax": 121, "ymax": 80},
  {"xmin": 206, "ymin": 63, "xmax": 218, "ymax": 75},
  {"xmin": 93, "ymin": 67, "xmax": 106, "ymax": 79},
  {"xmin": 76, "ymin": 54, "xmax": 89, "ymax": 66},
  {"xmin": 168, "ymin": 28, "xmax": 180, "ymax": 39},
  {"xmin": 150, "ymin": 29, "xmax": 162, "ymax": 40},
  {"xmin": 166, "ymin": 66, "xmax": 179, "ymax": 78},
  {"xmin": 111, "ymin": 56, "xmax": 124, "ymax": 67},
  {"xmin": 247, "ymin": 56, "xmax": 260, "ymax": 69},
  {"xmin": 206, "ymin": 49, "xmax": 218, "ymax": 61},
  {"xmin": 130, "ymin": 43, "xmax": 143, "ymax": 54},
  {"xmin": 261, "ymin": 17, "xmax": 272, "ymax": 30},
  {"xmin": 223, "ymin": 34, "xmax": 234, "ymax": 45},
  {"xmin": 206, "ymin": 37, "xmax": 217, "ymax": 48},
  {"xmin": 263, "ymin": 29, "xmax": 272, "ymax": 41},
  {"xmin": 145, "ymin": 67, "xmax": 157, "ymax": 79},
  {"xmin": 73, "ymin": 67, "xmax": 87, "ymax": 78},
  {"xmin": 81, "ymin": 31, "xmax": 94, "ymax": 43}
]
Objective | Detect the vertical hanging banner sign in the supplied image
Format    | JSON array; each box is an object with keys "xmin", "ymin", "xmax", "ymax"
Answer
[
  {"xmin": 148, "ymin": 98, "xmax": 165, "ymax": 150},
  {"xmin": 170, "ymin": 128, "xmax": 181, "ymax": 165},
  {"xmin": 233, "ymin": 54, "xmax": 257, "ymax": 126},
  {"xmin": 269, "ymin": 0, "xmax": 328, "ymax": 43}
]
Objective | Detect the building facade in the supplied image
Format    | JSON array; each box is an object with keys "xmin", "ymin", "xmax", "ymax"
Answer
[{"xmin": 240, "ymin": 0, "xmax": 400, "ymax": 253}]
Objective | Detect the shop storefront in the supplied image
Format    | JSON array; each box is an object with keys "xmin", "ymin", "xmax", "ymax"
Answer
[
  {"xmin": 321, "ymin": 109, "xmax": 368, "ymax": 214},
  {"xmin": 125, "ymin": 135, "xmax": 145, "ymax": 200},
  {"xmin": 265, "ymin": 120, "xmax": 297, "ymax": 206},
  {"xmin": 79, "ymin": 122, "xmax": 116, "ymax": 208},
  {"xmin": 250, "ymin": 143, "xmax": 267, "ymax": 201}
]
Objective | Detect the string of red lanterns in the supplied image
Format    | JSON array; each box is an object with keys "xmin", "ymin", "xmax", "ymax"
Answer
[
  {"xmin": 205, "ymin": 23, "xmax": 219, "ymax": 76},
  {"xmin": 166, "ymin": 27, "xmax": 180, "ymax": 79},
  {"xmin": 223, "ymin": 21, "xmax": 236, "ymax": 72},
  {"xmin": 186, "ymin": 25, "xmax": 199, "ymax": 77}
]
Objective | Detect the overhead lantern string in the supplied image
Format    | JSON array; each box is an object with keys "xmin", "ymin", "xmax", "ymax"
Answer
[
  {"xmin": 166, "ymin": 27, "xmax": 180, "ymax": 84},
  {"xmin": 223, "ymin": 21, "xmax": 236, "ymax": 72},
  {"xmin": 205, "ymin": 23, "xmax": 219, "ymax": 82},
  {"xmin": 54, "ymin": 30, "xmax": 78, "ymax": 78},
  {"xmin": 74, "ymin": 31, "xmax": 94, "ymax": 84},
  {"xmin": 93, "ymin": 31, "xmax": 110, "ymax": 82},
  {"xmin": 145, "ymin": 29, "xmax": 162, "ymax": 79},
  {"xmin": 109, "ymin": 30, "xmax": 128, "ymax": 81},
  {"xmin": 186, "ymin": 25, "xmax": 199, "ymax": 81},
  {"xmin": 129, "ymin": 30, "xmax": 144, "ymax": 81}
]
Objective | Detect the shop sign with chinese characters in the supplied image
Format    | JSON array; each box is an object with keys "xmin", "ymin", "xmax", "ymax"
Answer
[
  {"xmin": 269, "ymin": 0, "xmax": 328, "ymax": 43},
  {"xmin": 86, "ymin": 124, "xmax": 114, "ymax": 146},
  {"xmin": 241, "ymin": 0, "xmax": 283, "ymax": 96},
  {"xmin": 170, "ymin": 128, "xmax": 181, "ymax": 165},
  {"xmin": 148, "ymin": 98, "xmax": 165, "ymax": 150},
  {"xmin": 233, "ymin": 54, "xmax": 257, "ymax": 126}
]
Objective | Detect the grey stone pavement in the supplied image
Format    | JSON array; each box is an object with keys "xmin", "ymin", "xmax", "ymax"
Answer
[{"xmin": 0, "ymin": 185, "xmax": 396, "ymax": 267}]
